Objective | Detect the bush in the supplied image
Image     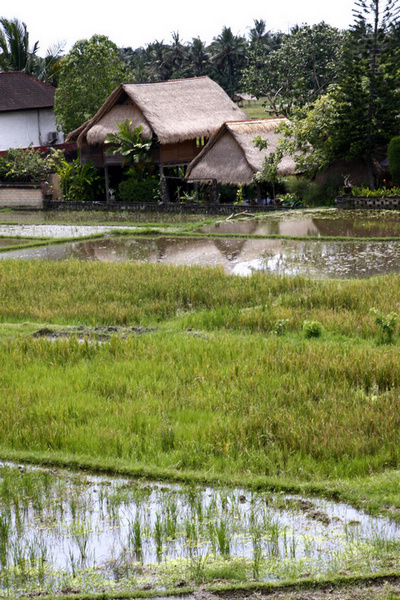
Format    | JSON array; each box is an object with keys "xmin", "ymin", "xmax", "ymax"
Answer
[
  {"xmin": 0, "ymin": 146, "xmax": 47, "ymax": 183},
  {"xmin": 58, "ymin": 158, "xmax": 104, "ymax": 202},
  {"xmin": 303, "ymin": 320, "xmax": 323, "ymax": 339},
  {"xmin": 351, "ymin": 185, "xmax": 400, "ymax": 197},
  {"xmin": 370, "ymin": 307, "xmax": 398, "ymax": 344},
  {"xmin": 388, "ymin": 136, "xmax": 400, "ymax": 186},
  {"xmin": 117, "ymin": 177, "xmax": 159, "ymax": 202},
  {"xmin": 283, "ymin": 176, "xmax": 337, "ymax": 206}
]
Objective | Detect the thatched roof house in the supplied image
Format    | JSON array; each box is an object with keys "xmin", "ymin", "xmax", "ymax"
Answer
[
  {"xmin": 186, "ymin": 118, "xmax": 296, "ymax": 185},
  {"xmin": 67, "ymin": 76, "xmax": 249, "ymax": 168}
]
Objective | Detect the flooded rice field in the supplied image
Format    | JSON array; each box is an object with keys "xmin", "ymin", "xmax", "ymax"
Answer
[
  {"xmin": 1, "ymin": 236, "xmax": 400, "ymax": 279},
  {"xmin": 199, "ymin": 208, "xmax": 400, "ymax": 238},
  {"xmin": 0, "ymin": 223, "xmax": 138, "ymax": 238},
  {"xmin": 1, "ymin": 209, "xmax": 400, "ymax": 278},
  {"xmin": 1, "ymin": 463, "xmax": 400, "ymax": 596}
]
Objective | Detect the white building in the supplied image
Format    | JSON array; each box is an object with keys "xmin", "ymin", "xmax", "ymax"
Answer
[{"xmin": 0, "ymin": 71, "xmax": 64, "ymax": 152}]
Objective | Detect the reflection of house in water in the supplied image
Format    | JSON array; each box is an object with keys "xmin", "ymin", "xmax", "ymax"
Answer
[{"xmin": 200, "ymin": 218, "xmax": 318, "ymax": 237}]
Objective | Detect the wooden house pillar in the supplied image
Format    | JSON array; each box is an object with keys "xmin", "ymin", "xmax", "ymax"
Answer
[
  {"xmin": 211, "ymin": 179, "xmax": 219, "ymax": 203},
  {"xmin": 104, "ymin": 165, "xmax": 110, "ymax": 202},
  {"xmin": 159, "ymin": 165, "xmax": 170, "ymax": 202}
]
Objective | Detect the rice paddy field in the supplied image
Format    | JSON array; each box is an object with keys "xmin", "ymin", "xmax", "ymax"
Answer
[{"xmin": 1, "ymin": 209, "xmax": 400, "ymax": 599}]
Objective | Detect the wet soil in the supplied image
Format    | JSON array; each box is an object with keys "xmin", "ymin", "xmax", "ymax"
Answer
[
  {"xmin": 202, "ymin": 578, "xmax": 400, "ymax": 600},
  {"xmin": 31, "ymin": 324, "xmax": 158, "ymax": 341}
]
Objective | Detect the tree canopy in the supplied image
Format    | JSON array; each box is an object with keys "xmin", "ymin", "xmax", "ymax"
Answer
[
  {"xmin": 54, "ymin": 34, "xmax": 128, "ymax": 134},
  {"xmin": 241, "ymin": 22, "xmax": 344, "ymax": 117}
]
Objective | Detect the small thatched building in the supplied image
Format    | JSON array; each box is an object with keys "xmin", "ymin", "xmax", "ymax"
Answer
[
  {"xmin": 186, "ymin": 118, "xmax": 296, "ymax": 183},
  {"xmin": 66, "ymin": 76, "xmax": 249, "ymax": 200}
]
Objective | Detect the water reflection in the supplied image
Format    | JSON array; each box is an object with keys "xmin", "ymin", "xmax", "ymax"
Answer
[
  {"xmin": 200, "ymin": 209, "xmax": 400, "ymax": 238},
  {"xmin": 0, "ymin": 238, "xmax": 33, "ymax": 247},
  {"xmin": 2, "ymin": 236, "xmax": 400, "ymax": 279}
]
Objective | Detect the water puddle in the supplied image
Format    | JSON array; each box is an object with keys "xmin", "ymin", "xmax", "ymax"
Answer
[
  {"xmin": 0, "ymin": 238, "xmax": 34, "ymax": 247},
  {"xmin": 200, "ymin": 209, "xmax": 400, "ymax": 238},
  {"xmin": 1, "ymin": 236, "xmax": 400, "ymax": 279},
  {"xmin": 0, "ymin": 463, "xmax": 399, "ymax": 596}
]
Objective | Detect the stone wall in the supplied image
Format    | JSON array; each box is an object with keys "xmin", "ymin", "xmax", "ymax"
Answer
[
  {"xmin": 44, "ymin": 200, "xmax": 288, "ymax": 214},
  {"xmin": 0, "ymin": 184, "xmax": 44, "ymax": 209},
  {"xmin": 336, "ymin": 196, "xmax": 400, "ymax": 209}
]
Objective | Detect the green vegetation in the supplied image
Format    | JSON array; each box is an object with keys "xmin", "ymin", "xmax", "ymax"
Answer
[
  {"xmin": 0, "ymin": 260, "xmax": 400, "ymax": 495},
  {"xmin": 1, "ymin": 463, "xmax": 399, "ymax": 597},
  {"xmin": 0, "ymin": 145, "xmax": 47, "ymax": 183},
  {"xmin": 54, "ymin": 34, "xmax": 127, "ymax": 133},
  {"xmin": 388, "ymin": 136, "xmax": 400, "ymax": 186}
]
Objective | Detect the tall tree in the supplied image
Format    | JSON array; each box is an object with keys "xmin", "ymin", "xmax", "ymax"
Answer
[
  {"xmin": 242, "ymin": 23, "xmax": 343, "ymax": 117},
  {"xmin": 0, "ymin": 17, "xmax": 38, "ymax": 73},
  {"xmin": 184, "ymin": 37, "xmax": 211, "ymax": 77},
  {"xmin": 248, "ymin": 19, "xmax": 283, "ymax": 53},
  {"xmin": 145, "ymin": 40, "xmax": 172, "ymax": 81},
  {"xmin": 32, "ymin": 42, "xmax": 65, "ymax": 86},
  {"xmin": 210, "ymin": 26, "xmax": 248, "ymax": 96},
  {"xmin": 333, "ymin": 0, "xmax": 400, "ymax": 185},
  {"xmin": 54, "ymin": 34, "xmax": 128, "ymax": 134},
  {"xmin": 167, "ymin": 32, "xmax": 187, "ymax": 78}
]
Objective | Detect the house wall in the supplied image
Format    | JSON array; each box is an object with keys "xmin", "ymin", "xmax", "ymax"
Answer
[{"xmin": 0, "ymin": 108, "xmax": 64, "ymax": 151}]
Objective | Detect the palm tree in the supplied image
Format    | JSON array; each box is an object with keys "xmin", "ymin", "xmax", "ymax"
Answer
[
  {"xmin": 0, "ymin": 17, "xmax": 39, "ymax": 73},
  {"xmin": 167, "ymin": 31, "xmax": 187, "ymax": 78},
  {"xmin": 248, "ymin": 19, "xmax": 283, "ymax": 53},
  {"xmin": 210, "ymin": 26, "xmax": 248, "ymax": 96},
  {"xmin": 32, "ymin": 42, "xmax": 65, "ymax": 86},
  {"xmin": 185, "ymin": 37, "xmax": 211, "ymax": 77},
  {"xmin": 146, "ymin": 40, "xmax": 172, "ymax": 81}
]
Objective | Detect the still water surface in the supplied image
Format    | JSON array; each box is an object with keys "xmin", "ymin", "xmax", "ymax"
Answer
[
  {"xmin": 1, "ymin": 463, "xmax": 399, "ymax": 592},
  {"xmin": 1, "ymin": 236, "xmax": 400, "ymax": 279},
  {"xmin": 1, "ymin": 209, "xmax": 400, "ymax": 278}
]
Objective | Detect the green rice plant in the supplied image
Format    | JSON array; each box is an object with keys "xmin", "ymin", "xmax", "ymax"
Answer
[
  {"xmin": 164, "ymin": 496, "xmax": 178, "ymax": 540},
  {"xmin": 215, "ymin": 519, "xmax": 230, "ymax": 557},
  {"xmin": 185, "ymin": 518, "xmax": 198, "ymax": 549},
  {"xmin": 273, "ymin": 318, "xmax": 289, "ymax": 335},
  {"xmin": 153, "ymin": 513, "xmax": 163, "ymax": 561},
  {"xmin": 128, "ymin": 517, "xmax": 143, "ymax": 562},
  {"xmin": 0, "ymin": 511, "xmax": 10, "ymax": 567},
  {"xmin": 370, "ymin": 307, "xmax": 398, "ymax": 343},
  {"xmin": 251, "ymin": 527, "xmax": 263, "ymax": 579},
  {"xmin": 187, "ymin": 551, "xmax": 209, "ymax": 584}
]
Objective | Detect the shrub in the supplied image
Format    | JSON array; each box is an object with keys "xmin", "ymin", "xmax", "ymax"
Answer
[
  {"xmin": 303, "ymin": 320, "xmax": 323, "ymax": 339},
  {"xmin": 57, "ymin": 158, "xmax": 104, "ymax": 202},
  {"xmin": 0, "ymin": 146, "xmax": 47, "ymax": 183},
  {"xmin": 117, "ymin": 177, "xmax": 159, "ymax": 202},
  {"xmin": 283, "ymin": 176, "xmax": 337, "ymax": 206},
  {"xmin": 351, "ymin": 184, "xmax": 400, "ymax": 197},
  {"xmin": 388, "ymin": 136, "xmax": 400, "ymax": 186},
  {"xmin": 370, "ymin": 307, "xmax": 398, "ymax": 344}
]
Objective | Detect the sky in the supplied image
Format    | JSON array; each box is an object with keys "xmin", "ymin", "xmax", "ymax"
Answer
[{"xmin": 1, "ymin": 0, "xmax": 356, "ymax": 56}]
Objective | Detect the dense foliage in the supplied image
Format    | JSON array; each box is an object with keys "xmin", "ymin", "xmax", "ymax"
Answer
[
  {"xmin": 241, "ymin": 22, "xmax": 344, "ymax": 117},
  {"xmin": 256, "ymin": 0, "xmax": 400, "ymax": 186},
  {"xmin": 387, "ymin": 136, "xmax": 400, "ymax": 185},
  {"xmin": 0, "ymin": 18, "xmax": 64, "ymax": 85},
  {"xmin": 0, "ymin": 146, "xmax": 47, "ymax": 183},
  {"xmin": 54, "ymin": 35, "xmax": 128, "ymax": 133}
]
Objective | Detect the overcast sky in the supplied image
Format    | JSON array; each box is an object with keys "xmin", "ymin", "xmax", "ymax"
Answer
[{"xmin": 1, "ymin": 0, "xmax": 356, "ymax": 56}]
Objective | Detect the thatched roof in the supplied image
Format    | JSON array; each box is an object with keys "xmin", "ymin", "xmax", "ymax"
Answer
[
  {"xmin": 186, "ymin": 118, "xmax": 297, "ymax": 185},
  {"xmin": 67, "ymin": 76, "xmax": 249, "ymax": 146}
]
